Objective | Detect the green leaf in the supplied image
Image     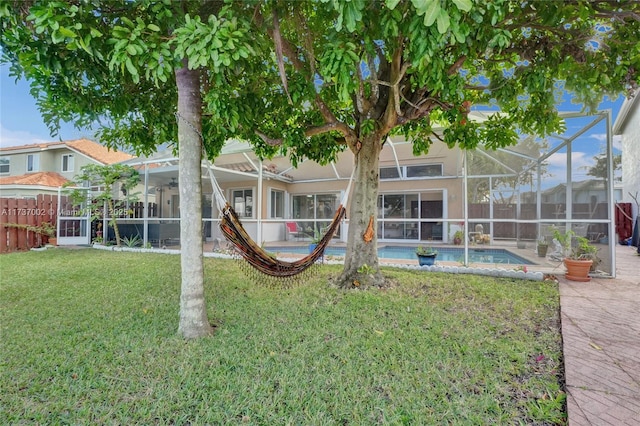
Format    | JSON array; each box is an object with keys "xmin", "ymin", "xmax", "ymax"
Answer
[
  {"xmin": 51, "ymin": 29, "xmax": 64, "ymax": 44},
  {"xmin": 423, "ymin": 0, "xmax": 441, "ymax": 27},
  {"xmin": 436, "ymin": 9, "xmax": 450, "ymax": 34},
  {"xmin": 385, "ymin": 0, "xmax": 401, "ymax": 9},
  {"xmin": 452, "ymin": 0, "xmax": 473, "ymax": 12},
  {"xmin": 89, "ymin": 27, "xmax": 102, "ymax": 38},
  {"xmin": 125, "ymin": 57, "xmax": 137, "ymax": 77},
  {"xmin": 121, "ymin": 16, "xmax": 134, "ymax": 28},
  {"xmin": 147, "ymin": 23, "xmax": 160, "ymax": 32}
]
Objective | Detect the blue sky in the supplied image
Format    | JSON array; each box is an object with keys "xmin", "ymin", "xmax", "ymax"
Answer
[
  {"xmin": 0, "ymin": 62, "xmax": 625, "ymax": 151},
  {"xmin": 0, "ymin": 65, "xmax": 97, "ymax": 147}
]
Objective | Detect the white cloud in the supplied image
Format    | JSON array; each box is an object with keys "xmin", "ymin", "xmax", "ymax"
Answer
[
  {"xmin": 590, "ymin": 133, "xmax": 607, "ymax": 143},
  {"xmin": 546, "ymin": 151, "xmax": 591, "ymax": 169},
  {"xmin": 584, "ymin": 133, "xmax": 621, "ymax": 152},
  {"xmin": 543, "ymin": 151, "xmax": 597, "ymax": 188},
  {"xmin": 0, "ymin": 123, "xmax": 51, "ymax": 147}
]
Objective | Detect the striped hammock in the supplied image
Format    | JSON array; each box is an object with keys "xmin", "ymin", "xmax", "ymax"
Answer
[
  {"xmin": 207, "ymin": 163, "xmax": 353, "ymax": 279},
  {"xmin": 220, "ymin": 202, "xmax": 346, "ymax": 277}
]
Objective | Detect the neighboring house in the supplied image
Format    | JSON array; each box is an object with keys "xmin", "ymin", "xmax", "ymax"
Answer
[
  {"xmin": 0, "ymin": 138, "xmax": 133, "ymax": 198},
  {"xmin": 613, "ymin": 94, "xmax": 640, "ymax": 219}
]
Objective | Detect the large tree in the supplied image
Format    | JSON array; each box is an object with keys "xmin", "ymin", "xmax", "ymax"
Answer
[
  {"xmin": 3, "ymin": 1, "xmax": 639, "ymax": 300},
  {"xmin": 206, "ymin": 1, "xmax": 639, "ymax": 287},
  {"xmin": 1, "ymin": 0, "xmax": 257, "ymax": 338}
]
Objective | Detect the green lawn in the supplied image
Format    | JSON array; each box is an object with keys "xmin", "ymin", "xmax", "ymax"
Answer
[{"xmin": 0, "ymin": 249, "xmax": 565, "ymax": 425}]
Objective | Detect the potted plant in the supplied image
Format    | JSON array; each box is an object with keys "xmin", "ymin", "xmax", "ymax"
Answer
[
  {"xmin": 536, "ymin": 238, "xmax": 549, "ymax": 257},
  {"xmin": 308, "ymin": 226, "xmax": 326, "ymax": 253},
  {"xmin": 416, "ymin": 246, "xmax": 438, "ymax": 266},
  {"xmin": 453, "ymin": 230, "xmax": 464, "ymax": 245},
  {"xmin": 552, "ymin": 228, "xmax": 597, "ymax": 281},
  {"xmin": 40, "ymin": 222, "xmax": 57, "ymax": 246}
]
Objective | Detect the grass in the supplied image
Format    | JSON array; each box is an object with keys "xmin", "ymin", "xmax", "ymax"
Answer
[{"xmin": 0, "ymin": 249, "xmax": 565, "ymax": 425}]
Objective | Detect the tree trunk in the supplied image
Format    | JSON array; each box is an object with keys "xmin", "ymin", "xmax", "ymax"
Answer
[
  {"xmin": 337, "ymin": 134, "xmax": 386, "ymax": 288},
  {"xmin": 107, "ymin": 198, "xmax": 121, "ymax": 246},
  {"xmin": 175, "ymin": 60, "xmax": 214, "ymax": 339}
]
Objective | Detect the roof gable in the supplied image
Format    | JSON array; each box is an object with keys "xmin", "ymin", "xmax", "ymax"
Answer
[{"xmin": 0, "ymin": 138, "xmax": 133, "ymax": 165}]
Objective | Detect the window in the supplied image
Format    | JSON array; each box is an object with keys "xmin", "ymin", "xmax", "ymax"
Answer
[
  {"xmin": 380, "ymin": 164, "xmax": 443, "ymax": 179},
  {"xmin": 232, "ymin": 189, "xmax": 253, "ymax": 218},
  {"xmin": 292, "ymin": 193, "xmax": 340, "ymax": 238},
  {"xmin": 292, "ymin": 193, "xmax": 338, "ymax": 220},
  {"xmin": 377, "ymin": 193, "xmax": 420, "ymax": 240},
  {"xmin": 62, "ymin": 154, "xmax": 74, "ymax": 172},
  {"xmin": 406, "ymin": 164, "xmax": 442, "ymax": 178},
  {"xmin": 378, "ymin": 194, "xmax": 418, "ymax": 219},
  {"xmin": 270, "ymin": 189, "xmax": 284, "ymax": 219},
  {"xmin": 26, "ymin": 154, "xmax": 40, "ymax": 172},
  {"xmin": 0, "ymin": 157, "xmax": 9, "ymax": 174},
  {"xmin": 380, "ymin": 167, "xmax": 401, "ymax": 179}
]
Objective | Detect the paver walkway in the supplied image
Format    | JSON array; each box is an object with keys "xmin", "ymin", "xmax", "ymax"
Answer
[{"xmin": 560, "ymin": 244, "xmax": 640, "ymax": 425}]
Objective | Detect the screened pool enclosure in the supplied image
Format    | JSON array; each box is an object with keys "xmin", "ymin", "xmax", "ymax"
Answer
[{"xmin": 91, "ymin": 110, "xmax": 619, "ymax": 276}]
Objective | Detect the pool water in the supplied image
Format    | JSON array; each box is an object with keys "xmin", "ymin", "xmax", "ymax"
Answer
[{"xmin": 266, "ymin": 245, "xmax": 534, "ymax": 265}]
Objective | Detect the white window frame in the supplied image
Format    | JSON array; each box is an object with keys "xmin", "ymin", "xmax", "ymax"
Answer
[
  {"xmin": 406, "ymin": 163, "xmax": 443, "ymax": 178},
  {"xmin": 231, "ymin": 188, "xmax": 254, "ymax": 218},
  {"xmin": 0, "ymin": 156, "xmax": 9, "ymax": 174},
  {"xmin": 61, "ymin": 154, "xmax": 74, "ymax": 172},
  {"xmin": 380, "ymin": 164, "xmax": 443, "ymax": 180},
  {"xmin": 269, "ymin": 188, "xmax": 285, "ymax": 219},
  {"xmin": 26, "ymin": 154, "xmax": 40, "ymax": 173}
]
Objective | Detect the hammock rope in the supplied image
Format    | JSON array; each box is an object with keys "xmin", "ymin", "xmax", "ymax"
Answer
[{"xmin": 207, "ymin": 162, "xmax": 353, "ymax": 278}]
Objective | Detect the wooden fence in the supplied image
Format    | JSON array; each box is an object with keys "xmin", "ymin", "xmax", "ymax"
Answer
[{"xmin": 0, "ymin": 195, "xmax": 61, "ymax": 253}]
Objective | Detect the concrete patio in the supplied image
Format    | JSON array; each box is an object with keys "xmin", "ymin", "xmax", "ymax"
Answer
[{"xmin": 560, "ymin": 244, "xmax": 640, "ymax": 425}]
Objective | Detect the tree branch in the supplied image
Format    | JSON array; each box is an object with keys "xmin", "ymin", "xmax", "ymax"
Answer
[{"xmin": 255, "ymin": 123, "xmax": 350, "ymax": 146}]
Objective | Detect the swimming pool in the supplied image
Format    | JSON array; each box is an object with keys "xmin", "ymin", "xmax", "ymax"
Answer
[{"xmin": 265, "ymin": 245, "xmax": 535, "ymax": 265}]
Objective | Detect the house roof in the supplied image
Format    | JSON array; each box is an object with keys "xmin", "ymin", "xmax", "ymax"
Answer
[
  {"xmin": 0, "ymin": 171, "xmax": 69, "ymax": 188},
  {"xmin": 0, "ymin": 138, "xmax": 133, "ymax": 165},
  {"xmin": 66, "ymin": 139, "xmax": 133, "ymax": 164},
  {"xmin": 542, "ymin": 179, "xmax": 607, "ymax": 195},
  {"xmin": 613, "ymin": 93, "xmax": 639, "ymax": 135}
]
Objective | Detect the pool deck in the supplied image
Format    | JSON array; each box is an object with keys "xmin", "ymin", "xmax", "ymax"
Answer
[{"xmin": 559, "ymin": 244, "xmax": 640, "ymax": 425}]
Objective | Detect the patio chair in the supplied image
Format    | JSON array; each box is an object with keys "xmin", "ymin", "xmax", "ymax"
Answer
[{"xmin": 285, "ymin": 221, "xmax": 305, "ymax": 241}]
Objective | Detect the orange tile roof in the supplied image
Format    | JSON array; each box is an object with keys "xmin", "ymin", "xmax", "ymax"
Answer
[
  {"xmin": 66, "ymin": 139, "xmax": 133, "ymax": 164},
  {"xmin": 0, "ymin": 172, "xmax": 69, "ymax": 188},
  {"xmin": 0, "ymin": 138, "xmax": 133, "ymax": 165}
]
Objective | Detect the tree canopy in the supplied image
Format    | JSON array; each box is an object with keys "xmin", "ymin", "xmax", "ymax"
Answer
[{"xmin": 2, "ymin": 0, "xmax": 639, "ymax": 292}]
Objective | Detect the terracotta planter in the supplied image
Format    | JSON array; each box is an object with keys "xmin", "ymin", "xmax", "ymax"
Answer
[
  {"xmin": 48, "ymin": 237, "xmax": 57, "ymax": 246},
  {"xmin": 564, "ymin": 258, "xmax": 593, "ymax": 282}
]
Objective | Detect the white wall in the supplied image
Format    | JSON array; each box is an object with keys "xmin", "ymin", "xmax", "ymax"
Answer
[{"xmin": 618, "ymin": 99, "xmax": 640, "ymax": 219}]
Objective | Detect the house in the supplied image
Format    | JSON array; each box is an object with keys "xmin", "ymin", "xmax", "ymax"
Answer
[
  {"xmin": 0, "ymin": 138, "xmax": 133, "ymax": 198},
  {"xmin": 119, "ymin": 136, "xmax": 466, "ymax": 245},
  {"xmin": 613, "ymin": 94, "xmax": 640, "ymax": 219},
  {"xmin": 613, "ymin": 93, "xmax": 640, "ymax": 247},
  {"xmin": 10, "ymin": 110, "xmax": 618, "ymax": 277}
]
